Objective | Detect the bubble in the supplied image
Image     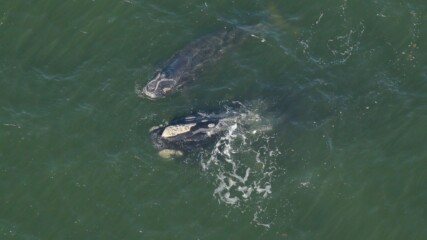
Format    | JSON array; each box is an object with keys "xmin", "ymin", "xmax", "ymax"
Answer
[{"xmin": 298, "ymin": 1, "xmax": 365, "ymax": 66}]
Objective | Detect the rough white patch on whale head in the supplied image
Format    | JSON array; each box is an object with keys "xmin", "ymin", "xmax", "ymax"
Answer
[
  {"xmin": 143, "ymin": 72, "xmax": 177, "ymax": 99},
  {"xmin": 158, "ymin": 149, "xmax": 183, "ymax": 159},
  {"xmin": 161, "ymin": 123, "xmax": 196, "ymax": 138}
]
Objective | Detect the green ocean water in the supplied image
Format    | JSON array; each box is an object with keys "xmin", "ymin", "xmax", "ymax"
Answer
[{"xmin": 1, "ymin": 0, "xmax": 427, "ymax": 239}]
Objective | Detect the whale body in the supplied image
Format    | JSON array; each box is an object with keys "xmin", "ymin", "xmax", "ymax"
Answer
[
  {"xmin": 149, "ymin": 110, "xmax": 244, "ymax": 158},
  {"xmin": 142, "ymin": 29, "xmax": 243, "ymax": 99}
]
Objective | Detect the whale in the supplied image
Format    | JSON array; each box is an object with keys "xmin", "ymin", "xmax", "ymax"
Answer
[
  {"xmin": 149, "ymin": 110, "xmax": 245, "ymax": 158},
  {"xmin": 142, "ymin": 29, "xmax": 243, "ymax": 99}
]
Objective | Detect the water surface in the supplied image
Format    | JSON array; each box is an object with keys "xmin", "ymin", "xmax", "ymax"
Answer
[{"xmin": 1, "ymin": 0, "xmax": 426, "ymax": 239}]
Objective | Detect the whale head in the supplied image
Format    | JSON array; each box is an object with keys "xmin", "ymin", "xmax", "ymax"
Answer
[{"xmin": 142, "ymin": 71, "xmax": 177, "ymax": 99}]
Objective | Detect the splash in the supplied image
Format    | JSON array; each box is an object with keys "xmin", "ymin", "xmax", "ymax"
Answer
[{"xmin": 199, "ymin": 102, "xmax": 281, "ymax": 228}]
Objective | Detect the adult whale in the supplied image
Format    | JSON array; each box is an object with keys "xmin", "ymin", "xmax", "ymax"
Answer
[
  {"xmin": 142, "ymin": 28, "xmax": 244, "ymax": 99},
  {"xmin": 149, "ymin": 110, "xmax": 245, "ymax": 158}
]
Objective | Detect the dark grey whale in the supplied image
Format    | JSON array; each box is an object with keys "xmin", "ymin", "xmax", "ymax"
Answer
[
  {"xmin": 142, "ymin": 29, "xmax": 243, "ymax": 99},
  {"xmin": 149, "ymin": 110, "xmax": 245, "ymax": 158}
]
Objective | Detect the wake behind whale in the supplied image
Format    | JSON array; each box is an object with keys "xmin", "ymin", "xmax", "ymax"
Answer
[{"xmin": 196, "ymin": 101, "xmax": 281, "ymax": 228}]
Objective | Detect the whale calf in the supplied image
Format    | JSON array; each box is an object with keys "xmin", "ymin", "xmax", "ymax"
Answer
[{"xmin": 142, "ymin": 29, "xmax": 243, "ymax": 99}]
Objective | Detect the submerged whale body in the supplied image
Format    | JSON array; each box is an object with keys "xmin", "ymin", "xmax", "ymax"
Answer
[
  {"xmin": 149, "ymin": 110, "xmax": 245, "ymax": 158},
  {"xmin": 142, "ymin": 29, "xmax": 243, "ymax": 99}
]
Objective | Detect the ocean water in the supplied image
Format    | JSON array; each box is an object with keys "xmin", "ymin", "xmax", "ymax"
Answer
[{"xmin": 1, "ymin": 0, "xmax": 426, "ymax": 239}]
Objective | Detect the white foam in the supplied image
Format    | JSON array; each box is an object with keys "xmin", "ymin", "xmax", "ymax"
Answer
[{"xmin": 199, "ymin": 103, "xmax": 281, "ymax": 228}]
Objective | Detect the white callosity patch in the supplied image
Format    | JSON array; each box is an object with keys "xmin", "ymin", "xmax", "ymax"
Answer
[
  {"xmin": 158, "ymin": 149, "xmax": 183, "ymax": 159},
  {"xmin": 161, "ymin": 123, "xmax": 196, "ymax": 138}
]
